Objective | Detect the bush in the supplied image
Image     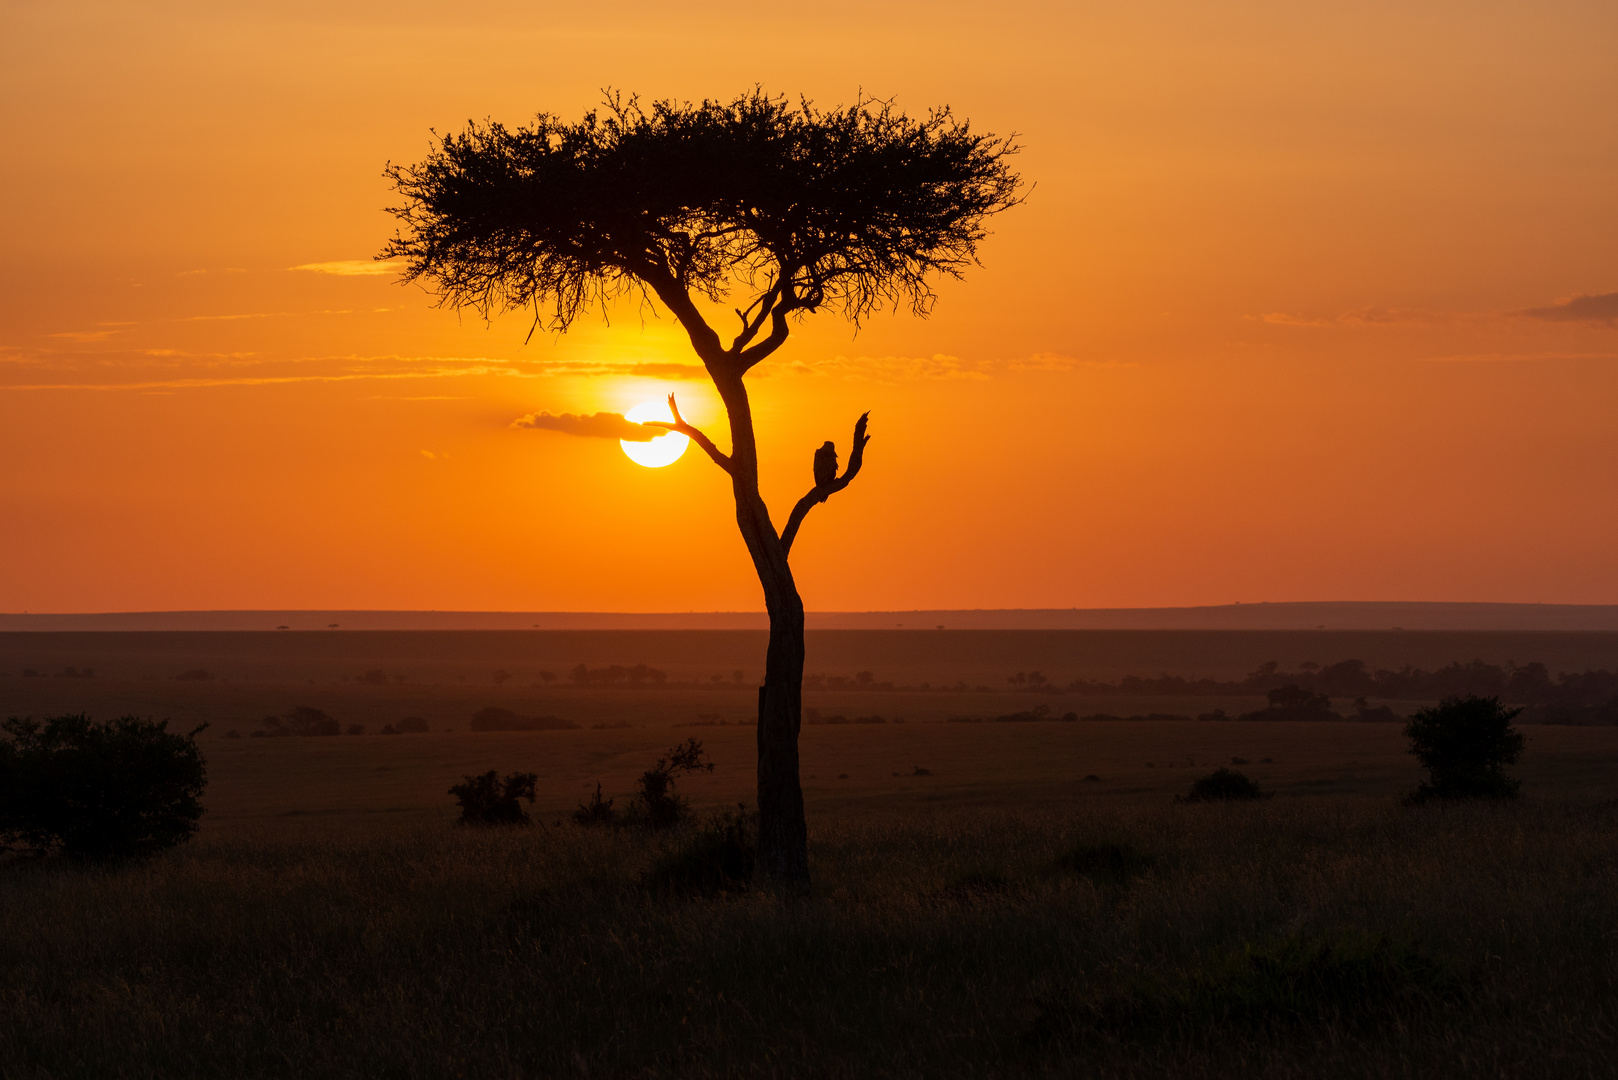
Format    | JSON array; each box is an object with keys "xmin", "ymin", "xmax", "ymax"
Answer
[
  {"xmin": 448, "ymin": 770, "xmax": 537, "ymax": 825},
  {"xmin": 1181, "ymin": 768, "xmax": 1267, "ymax": 802},
  {"xmin": 632, "ymin": 738, "xmax": 714, "ymax": 828},
  {"xmin": 1405, "ymin": 695, "xmax": 1524, "ymax": 801},
  {"xmin": 641, "ymin": 808, "xmax": 756, "ymax": 894},
  {"xmin": 573, "ymin": 782, "xmax": 617, "ymax": 826},
  {"xmin": 0, "ymin": 714, "xmax": 207, "ymax": 860},
  {"xmin": 254, "ymin": 706, "xmax": 339, "ymax": 737}
]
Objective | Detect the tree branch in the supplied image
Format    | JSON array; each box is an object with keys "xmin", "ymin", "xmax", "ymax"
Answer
[
  {"xmin": 780, "ymin": 412, "xmax": 870, "ymax": 556},
  {"xmin": 730, "ymin": 277, "xmax": 785, "ymax": 354},
  {"xmin": 642, "ymin": 394, "xmax": 733, "ymax": 475}
]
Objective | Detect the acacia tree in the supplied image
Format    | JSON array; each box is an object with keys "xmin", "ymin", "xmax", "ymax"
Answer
[{"xmin": 382, "ymin": 91, "xmax": 1021, "ymax": 886}]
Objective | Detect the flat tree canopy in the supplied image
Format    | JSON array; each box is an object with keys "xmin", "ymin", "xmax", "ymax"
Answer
[
  {"xmin": 383, "ymin": 91, "xmax": 1022, "ymax": 885},
  {"xmin": 382, "ymin": 91, "xmax": 1020, "ymax": 358}
]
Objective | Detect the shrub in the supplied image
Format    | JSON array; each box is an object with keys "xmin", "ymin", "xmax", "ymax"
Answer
[
  {"xmin": 1181, "ymin": 768, "xmax": 1267, "ymax": 802},
  {"xmin": 0, "ymin": 714, "xmax": 207, "ymax": 860},
  {"xmin": 1405, "ymin": 695, "xmax": 1524, "ymax": 801},
  {"xmin": 641, "ymin": 808, "xmax": 756, "ymax": 894},
  {"xmin": 255, "ymin": 706, "xmax": 339, "ymax": 737},
  {"xmin": 573, "ymin": 782, "xmax": 617, "ymax": 826},
  {"xmin": 395, "ymin": 716, "xmax": 429, "ymax": 734},
  {"xmin": 448, "ymin": 770, "xmax": 537, "ymax": 825},
  {"xmin": 631, "ymin": 738, "xmax": 714, "ymax": 828}
]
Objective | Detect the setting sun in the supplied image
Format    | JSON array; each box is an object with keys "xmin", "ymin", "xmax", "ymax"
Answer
[{"xmin": 620, "ymin": 400, "xmax": 689, "ymax": 468}]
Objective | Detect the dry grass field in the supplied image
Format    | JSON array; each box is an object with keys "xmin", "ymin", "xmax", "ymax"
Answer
[{"xmin": 4, "ymin": 630, "xmax": 1618, "ymax": 1077}]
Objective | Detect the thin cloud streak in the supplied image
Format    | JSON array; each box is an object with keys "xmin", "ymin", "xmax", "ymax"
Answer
[
  {"xmin": 292, "ymin": 260, "xmax": 407, "ymax": 276},
  {"xmin": 511, "ymin": 411, "xmax": 661, "ymax": 441}
]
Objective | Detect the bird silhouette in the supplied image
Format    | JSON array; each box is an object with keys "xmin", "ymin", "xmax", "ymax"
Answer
[{"xmin": 812, "ymin": 441, "xmax": 838, "ymax": 501}]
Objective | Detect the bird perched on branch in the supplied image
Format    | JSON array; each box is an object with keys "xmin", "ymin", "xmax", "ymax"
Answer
[{"xmin": 812, "ymin": 441, "xmax": 839, "ymax": 501}]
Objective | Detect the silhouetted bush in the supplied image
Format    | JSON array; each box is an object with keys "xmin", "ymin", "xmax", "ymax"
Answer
[
  {"xmin": 1405, "ymin": 695, "xmax": 1524, "ymax": 801},
  {"xmin": 468, "ymin": 707, "xmax": 578, "ymax": 732},
  {"xmin": 1181, "ymin": 768, "xmax": 1267, "ymax": 802},
  {"xmin": 174, "ymin": 669, "xmax": 213, "ymax": 682},
  {"xmin": 344, "ymin": 724, "xmax": 365, "ymax": 736},
  {"xmin": 1238, "ymin": 685, "xmax": 1339, "ymax": 723},
  {"xmin": 448, "ymin": 770, "xmax": 537, "ymax": 826},
  {"xmin": 573, "ymin": 782, "xmax": 617, "ymax": 826},
  {"xmin": 395, "ymin": 716, "xmax": 429, "ymax": 734},
  {"xmin": 254, "ymin": 707, "xmax": 339, "ymax": 737},
  {"xmin": 0, "ymin": 714, "xmax": 207, "ymax": 860},
  {"xmin": 631, "ymin": 738, "xmax": 714, "ymax": 827},
  {"xmin": 641, "ymin": 808, "xmax": 755, "ymax": 894}
]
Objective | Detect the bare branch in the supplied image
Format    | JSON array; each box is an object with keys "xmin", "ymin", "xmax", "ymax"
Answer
[
  {"xmin": 780, "ymin": 412, "xmax": 870, "ymax": 556},
  {"xmin": 642, "ymin": 393, "xmax": 733, "ymax": 475}
]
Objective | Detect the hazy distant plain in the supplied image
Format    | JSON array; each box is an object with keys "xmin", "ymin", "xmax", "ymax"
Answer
[{"xmin": 4, "ymin": 629, "xmax": 1615, "ymax": 825}]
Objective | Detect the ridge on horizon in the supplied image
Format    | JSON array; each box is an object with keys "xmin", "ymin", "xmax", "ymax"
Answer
[{"xmin": 3, "ymin": 601, "xmax": 1618, "ymax": 633}]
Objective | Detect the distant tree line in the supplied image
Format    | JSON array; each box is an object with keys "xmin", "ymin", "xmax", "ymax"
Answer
[
  {"xmin": 1030, "ymin": 658, "xmax": 1618, "ymax": 717},
  {"xmin": 569, "ymin": 663, "xmax": 668, "ymax": 688}
]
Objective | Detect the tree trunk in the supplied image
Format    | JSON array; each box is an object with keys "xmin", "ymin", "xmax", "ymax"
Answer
[
  {"xmin": 709, "ymin": 370, "xmax": 812, "ymax": 889},
  {"xmin": 754, "ymin": 570, "xmax": 809, "ymax": 888}
]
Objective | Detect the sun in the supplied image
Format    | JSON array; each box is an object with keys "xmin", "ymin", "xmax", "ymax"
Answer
[{"xmin": 620, "ymin": 400, "xmax": 690, "ymax": 468}]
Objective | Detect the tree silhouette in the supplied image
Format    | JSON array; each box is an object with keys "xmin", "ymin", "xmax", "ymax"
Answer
[{"xmin": 382, "ymin": 90, "xmax": 1022, "ymax": 886}]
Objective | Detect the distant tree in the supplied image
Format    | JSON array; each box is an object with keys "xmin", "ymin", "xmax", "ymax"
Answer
[
  {"xmin": 0, "ymin": 714, "xmax": 207, "ymax": 859},
  {"xmin": 383, "ymin": 91, "xmax": 1021, "ymax": 886},
  {"xmin": 1405, "ymin": 695, "xmax": 1524, "ymax": 801}
]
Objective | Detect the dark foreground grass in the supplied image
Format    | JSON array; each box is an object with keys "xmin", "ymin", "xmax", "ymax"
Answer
[{"xmin": 3, "ymin": 799, "xmax": 1617, "ymax": 1078}]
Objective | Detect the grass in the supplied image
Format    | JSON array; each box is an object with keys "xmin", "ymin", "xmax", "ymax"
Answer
[{"xmin": 4, "ymin": 797, "xmax": 1618, "ymax": 1078}]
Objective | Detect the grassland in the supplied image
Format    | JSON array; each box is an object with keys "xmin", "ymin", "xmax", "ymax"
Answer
[
  {"xmin": 5, "ymin": 795, "xmax": 1618, "ymax": 1078},
  {"xmin": 3, "ymin": 630, "xmax": 1617, "ymax": 1077}
]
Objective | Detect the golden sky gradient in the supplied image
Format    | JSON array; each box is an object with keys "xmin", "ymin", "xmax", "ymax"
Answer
[{"xmin": 3, "ymin": 0, "xmax": 1616, "ymax": 612}]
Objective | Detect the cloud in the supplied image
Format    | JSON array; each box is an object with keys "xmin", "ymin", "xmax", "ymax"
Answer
[
  {"xmin": 1256, "ymin": 307, "xmax": 1429, "ymax": 328},
  {"xmin": 292, "ymin": 260, "xmax": 406, "ymax": 277},
  {"xmin": 48, "ymin": 330, "xmax": 119, "ymax": 342},
  {"xmin": 773, "ymin": 353, "xmax": 991, "ymax": 381},
  {"xmin": 1520, "ymin": 291, "xmax": 1618, "ymax": 325},
  {"xmin": 511, "ymin": 410, "xmax": 663, "ymax": 441}
]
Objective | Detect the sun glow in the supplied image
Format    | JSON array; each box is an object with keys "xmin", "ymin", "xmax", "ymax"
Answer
[{"xmin": 620, "ymin": 400, "xmax": 689, "ymax": 468}]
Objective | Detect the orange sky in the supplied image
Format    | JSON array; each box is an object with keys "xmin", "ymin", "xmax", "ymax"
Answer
[{"xmin": 3, "ymin": 0, "xmax": 1616, "ymax": 613}]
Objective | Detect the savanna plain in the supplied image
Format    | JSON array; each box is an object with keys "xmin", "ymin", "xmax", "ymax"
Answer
[{"xmin": 4, "ymin": 630, "xmax": 1618, "ymax": 1078}]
